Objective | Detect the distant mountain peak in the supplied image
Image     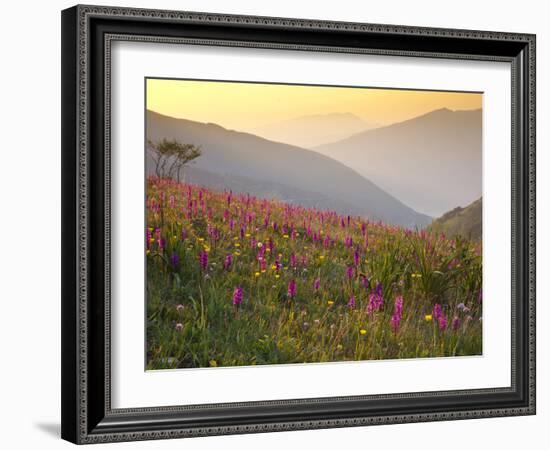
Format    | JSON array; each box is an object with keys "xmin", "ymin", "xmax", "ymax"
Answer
[{"xmin": 246, "ymin": 112, "xmax": 377, "ymax": 149}]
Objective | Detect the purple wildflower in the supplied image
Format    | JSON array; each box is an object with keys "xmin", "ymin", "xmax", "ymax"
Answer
[
  {"xmin": 348, "ymin": 296, "xmax": 356, "ymax": 309},
  {"xmin": 367, "ymin": 283, "xmax": 384, "ymax": 314},
  {"xmin": 346, "ymin": 265, "xmax": 355, "ymax": 280},
  {"xmin": 359, "ymin": 274, "xmax": 369, "ymax": 289},
  {"xmin": 198, "ymin": 250, "xmax": 208, "ymax": 270},
  {"xmin": 313, "ymin": 278, "xmax": 321, "ymax": 291},
  {"xmin": 232, "ymin": 286, "xmax": 243, "ymax": 306},
  {"xmin": 439, "ymin": 314, "xmax": 448, "ymax": 331},
  {"xmin": 389, "ymin": 296, "xmax": 404, "ymax": 333},
  {"xmin": 394, "ymin": 295, "xmax": 404, "ymax": 316},
  {"xmin": 390, "ymin": 313, "xmax": 401, "ymax": 333},
  {"xmin": 170, "ymin": 252, "xmax": 180, "ymax": 269},
  {"xmin": 146, "ymin": 228, "xmax": 152, "ymax": 249},
  {"xmin": 287, "ymin": 279, "xmax": 297, "ymax": 299},
  {"xmin": 224, "ymin": 254, "xmax": 233, "ymax": 270},
  {"xmin": 290, "ymin": 254, "xmax": 297, "ymax": 268},
  {"xmin": 433, "ymin": 303, "xmax": 443, "ymax": 322},
  {"xmin": 158, "ymin": 237, "xmax": 166, "ymax": 251},
  {"xmin": 353, "ymin": 248, "xmax": 360, "ymax": 267},
  {"xmin": 452, "ymin": 316, "xmax": 461, "ymax": 331}
]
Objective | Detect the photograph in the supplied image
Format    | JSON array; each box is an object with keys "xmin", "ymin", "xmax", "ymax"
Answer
[{"xmin": 145, "ymin": 79, "xmax": 484, "ymax": 370}]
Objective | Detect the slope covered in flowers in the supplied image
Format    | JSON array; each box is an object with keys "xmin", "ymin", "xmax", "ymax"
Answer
[{"xmin": 146, "ymin": 177, "xmax": 482, "ymax": 369}]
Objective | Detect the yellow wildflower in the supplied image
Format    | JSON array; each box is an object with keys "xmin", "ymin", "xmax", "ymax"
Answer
[
  {"xmin": 359, "ymin": 329, "xmax": 367, "ymax": 335},
  {"xmin": 245, "ymin": 233, "xmax": 251, "ymax": 237},
  {"xmin": 254, "ymin": 272, "xmax": 260, "ymax": 277},
  {"xmin": 327, "ymin": 300, "xmax": 334, "ymax": 306},
  {"xmin": 425, "ymin": 314, "xmax": 433, "ymax": 321},
  {"xmin": 198, "ymin": 237, "xmax": 204, "ymax": 242},
  {"xmin": 283, "ymin": 234, "xmax": 289, "ymax": 239},
  {"xmin": 275, "ymin": 274, "xmax": 280, "ymax": 279},
  {"xmin": 319, "ymin": 255, "xmax": 325, "ymax": 260},
  {"xmin": 234, "ymin": 243, "xmax": 241, "ymax": 247}
]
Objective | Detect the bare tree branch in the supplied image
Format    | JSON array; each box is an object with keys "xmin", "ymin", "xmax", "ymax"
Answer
[{"xmin": 147, "ymin": 139, "xmax": 202, "ymax": 182}]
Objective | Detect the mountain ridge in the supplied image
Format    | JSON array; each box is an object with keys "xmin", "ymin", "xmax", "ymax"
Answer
[
  {"xmin": 314, "ymin": 108, "xmax": 482, "ymax": 216},
  {"xmin": 248, "ymin": 112, "xmax": 377, "ymax": 149}
]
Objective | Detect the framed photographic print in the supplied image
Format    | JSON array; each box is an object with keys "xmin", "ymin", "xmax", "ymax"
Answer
[{"xmin": 61, "ymin": 4, "xmax": 536, "ymax": 444}]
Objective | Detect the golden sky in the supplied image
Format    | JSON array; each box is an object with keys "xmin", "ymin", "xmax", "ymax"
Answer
[{"xmin": 146, "ymin": 78, "xmax": 482, "ymax": 130}]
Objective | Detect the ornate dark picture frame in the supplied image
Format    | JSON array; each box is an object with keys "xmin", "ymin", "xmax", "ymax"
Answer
[{"xmin": 61, "ymin": 4, "xmax": 536, "ymax": 444}]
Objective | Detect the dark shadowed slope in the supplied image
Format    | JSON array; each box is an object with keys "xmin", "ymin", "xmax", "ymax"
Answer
[
  {"xmin": 314, "ymin": 108, "xmax": 482, "ymax": 217},
  {"xmin": 429, "ymin": 198, "xmax": 482, "ymax": 240},
  {"xmin": 146, "ymin": 110, "xmax": 431, "ymax": 228},
  {"xmin": 248, "ymin": 113, "xmax": 377, "ymax": 149}
]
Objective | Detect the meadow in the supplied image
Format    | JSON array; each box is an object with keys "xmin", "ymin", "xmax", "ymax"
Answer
[{"xmin": 146, "ymin": 177, "xmax": 482, "ymax": 370}]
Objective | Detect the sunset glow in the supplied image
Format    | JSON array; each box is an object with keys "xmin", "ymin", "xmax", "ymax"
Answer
[{"xmin": 146, "ymin": 78, "xmax": 482, "ymax": 131}]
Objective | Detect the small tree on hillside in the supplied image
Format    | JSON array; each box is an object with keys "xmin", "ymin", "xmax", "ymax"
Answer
[{"xmin": 147, "ymin": 138, "xmax": 202, "ymax": 182}]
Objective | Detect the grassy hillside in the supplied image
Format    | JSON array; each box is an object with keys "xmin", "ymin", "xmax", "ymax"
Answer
[
  {"xmin": 429, "ymin": 198, "xmax": 482, "ymax": 240},
  {"xmin": 146, "ymin": 177, "xmax": 482, "ymax": 369}
]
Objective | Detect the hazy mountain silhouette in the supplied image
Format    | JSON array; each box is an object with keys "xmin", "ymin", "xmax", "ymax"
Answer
[
  {"xmin": 146, "ymin": 110, "xmax": 431, "ymax": 227},
  {"xmin": 314, "ymin": 108, "xmax": 482, "ymax": 217},
  {"xmin": 429, "ymin": 197, "xmax": 482, "ymax": 240},
  {"xmin": 248, "ymin": 113, "xmax": 377, "ymax": 149}
]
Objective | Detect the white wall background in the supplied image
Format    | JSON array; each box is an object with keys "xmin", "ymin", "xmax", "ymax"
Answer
[{"xmin": 0, "ymin": 1, "xmax": 545, "ymax": 448}]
